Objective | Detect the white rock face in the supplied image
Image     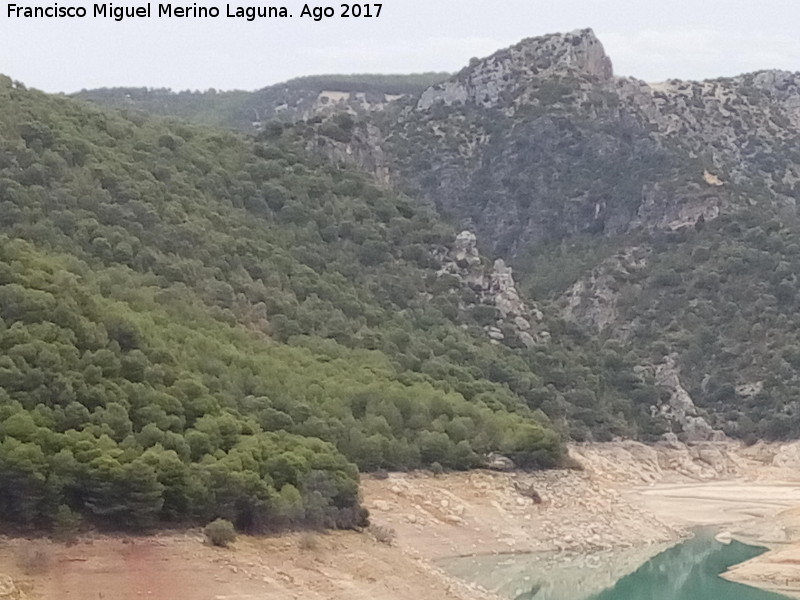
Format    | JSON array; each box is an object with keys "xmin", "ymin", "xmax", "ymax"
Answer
[
  {"xmin": 770, "ymin": 442, "xmax": 800, "ymax": 469},
  {"xmin": 437, "ymin": 231, "xmax": 548, "ymax": 347},
  {"xmin": 490, "ymin": 259, "xmax": 523, "ymax": 318},
  {"xmin": 654, "ymin": 355, "xmax": 726, "ymax": 442},
  {"xmin": 453, "ymin": 230, "xmax": 481, "ymax": 268},
  {"xmin": 418, "ymin": 28, "xmax": 613, "ymax": 111},
  {"xmin": 562, "ymin": 247, "xmax": 649, "ymax": 335}
]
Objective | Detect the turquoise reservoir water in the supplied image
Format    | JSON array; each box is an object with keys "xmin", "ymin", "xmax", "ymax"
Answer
[
  {"xmin": 439, "ymin": 532, "xmax": 791, "ymax": 600},
  {"xmin": 586, "ymin": 533, "xmax": 788, "ymax": 600}
]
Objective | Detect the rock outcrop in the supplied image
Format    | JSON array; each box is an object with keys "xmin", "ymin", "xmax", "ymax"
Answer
[
  {"xmin": 653, "ymin": 356, "xmax": 726, "ymax": 443},
  {"xmin": 367, "ymin": 27, "xmax": 800, "ymax": 263},
  {"xmin": 569, "ymin": 440, "xmax": 750, "ymax": 483},
  {"xmin": 562, "ymin": 246, "xmax": 649, "ymax": 335},
  {"xmin": 437, "ymin": 231, "xmax": 547, "ymax": 347},
  {"xmin": 418, "ymin": 28, "xmax": 613, "ymax": 111},
  {"xmin": 618, "ymin": 71, "xmax": 800, "ymax": 210},
  {"xmin": 308, "ymin": 120, "xmax": 392, "ymax": 185},
  {"xmin": 377, "ymin": 29, "xmax": 749, "ymax": 258}
]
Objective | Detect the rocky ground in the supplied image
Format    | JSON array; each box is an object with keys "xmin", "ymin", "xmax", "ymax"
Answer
[
  {"xmin": 360, "ymin": 467, "xmax": 683, "ymax": 559},
  {"xmin": 5, "ymin": 439, "xmax": 800, "ymax": 599}
]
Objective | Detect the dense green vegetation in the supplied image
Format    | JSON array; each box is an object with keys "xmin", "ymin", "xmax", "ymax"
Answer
[
  {"xmin": 18, "ymin": 43, "xmax": 795, "ymax": 536},
  {"xmin": 3, "ymin": 75, "xmax": 616, "ymax": 533},
  {"xmin": 611, "ymin": 213, "xmax": 800, "ymax": 440}
]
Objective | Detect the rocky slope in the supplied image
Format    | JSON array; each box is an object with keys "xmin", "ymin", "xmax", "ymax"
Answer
[
  {"xmin": 70, "ymin": 29, "xmax": 800, "ymax": 443},
  {"xmin": 375, "ymin": 28, "xmax": 800, "ymax": 253},
  {"xmin": 369, "ymin": 29, "xmax": 730, "ymax": 256},
  {"xmin": 434, "ymin": 230, "xmax": 549, "ymax": 348},
  {"xmin": 359, "ymin": 440, "xmax": 800, "ymax": 598},
  {"xmin": 369, "ymin": 29, "xmax": 800, "ymax": 442},
  {"xmin": 362, "ymin": 440, "xmax": 800, "ymax": 560}
]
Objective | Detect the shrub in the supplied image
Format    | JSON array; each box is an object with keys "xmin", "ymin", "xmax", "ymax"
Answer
[
  {"xmin": 52, "ymin": 505, "xmax": 82, "ymax": 544},
  {"xmin": 204, "ymin": 519, "xmax": 237, "ymax": 547},
  {"xmin": 430, "ymin": 462, "xmax": 444, "ymax": 477}
]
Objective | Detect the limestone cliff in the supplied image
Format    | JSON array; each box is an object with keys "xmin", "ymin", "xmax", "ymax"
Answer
[
  {"xmin": 377, "ymin": 28, "xmax": 740, "ymax": 257},
  {"xmin": 435, "ymin": 231, "xmax": 548, "ymax": 348},
  {"xmin": 418, "ymin": 28, "xmax": 613, "ymax": 112}
]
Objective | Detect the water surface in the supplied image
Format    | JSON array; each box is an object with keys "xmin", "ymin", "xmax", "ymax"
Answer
[
  {"xmin": 588, "ymin": 533, "xmax": 787, "ymax": 600},
  {"xmin": 439, "ymin": 532, "xmax": 791, "ymax": 600}
]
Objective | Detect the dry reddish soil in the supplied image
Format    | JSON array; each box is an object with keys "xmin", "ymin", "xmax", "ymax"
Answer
[{"xmin": 0, "ymin": 531, "xmax": 496, "ymax": 600}]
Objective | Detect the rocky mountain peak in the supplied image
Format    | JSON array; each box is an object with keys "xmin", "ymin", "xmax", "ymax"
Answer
[
  {"xmin": 547, "ymin": 28, "xmax": 614, "ymax": 80},
  {"xmin": 418, "ymin": 28, "xmax": 613, "ymax": 110}
]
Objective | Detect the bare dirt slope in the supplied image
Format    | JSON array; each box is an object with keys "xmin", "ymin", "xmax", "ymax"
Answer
[
  {"xmin": 0, "ymin": 532, "xmax": 496, "ymax": 600},
  {"xmin": 361, "ymin": 440, "xmax": 800, "ymax": 560}
]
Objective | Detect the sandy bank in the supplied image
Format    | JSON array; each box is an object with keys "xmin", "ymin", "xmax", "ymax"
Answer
[{"xmin": 719, "ymin": 504, "xmax": 800, "ymax": 598}]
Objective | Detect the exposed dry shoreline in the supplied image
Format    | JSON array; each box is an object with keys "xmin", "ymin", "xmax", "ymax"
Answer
[
  {"xmin": 362, "ymin": 440, "xmax": 800, "ymax": 598},
  {"xmin": 5, "ymin": 440, "xmax": 800, "ymax": 599}
]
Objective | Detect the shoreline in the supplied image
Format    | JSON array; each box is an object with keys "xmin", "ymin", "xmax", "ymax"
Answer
[
  {"xmin": 720, "ymin": 506, "xmax": 800, "ymax": 598},
  {"xmin": 361, "ymin": 440, "xmax": 800, "ymax": 598},
  {"xmin": 5, "ymin": 440, "xmax": 800, "ymax": 599}
]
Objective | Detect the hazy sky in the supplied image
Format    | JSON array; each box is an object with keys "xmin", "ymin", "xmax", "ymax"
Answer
[{"xmin": 2, "ymin": 0, "xmax": 799, "ymax": 93}]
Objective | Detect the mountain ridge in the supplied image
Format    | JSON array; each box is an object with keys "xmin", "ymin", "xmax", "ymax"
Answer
[
  {"xmin": 5, "ymin": 27, "xmax": 800, "ymax": 536},
  {"xmin": 1, "ymin": 71, "xmax": 669, "ymax": 535},
  {"xmin": 299, "ymin": 29, "xmax": 800, "ymax": 442}
]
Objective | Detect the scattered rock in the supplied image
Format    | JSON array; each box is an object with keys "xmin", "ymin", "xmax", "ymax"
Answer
[
  {"xmin": 0, "ymin": 575, "xmax": 24, "ymax": 600},
  {"xmin": 513, "ymin": 482, "xmax": 543, "ymax": 504},
  {"xmin": 485, "ymin": 453, "xmax": 515, "ymax": 472}
]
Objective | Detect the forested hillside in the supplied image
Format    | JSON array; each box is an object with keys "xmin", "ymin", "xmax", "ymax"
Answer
[
  {"xmin": 75, "ymin": 73, "xmax": 450, "ymax": 131},
  {"xmin": 10, "ymin": 26, "xmax": 800, "ymax": 535},
  {"xmin": 316, "ymin": 29, "xmax": 800, "ymax": 442},
  {"xmin": 0, "ymin": 74, "xmax": 673, "ymax": 534}
]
